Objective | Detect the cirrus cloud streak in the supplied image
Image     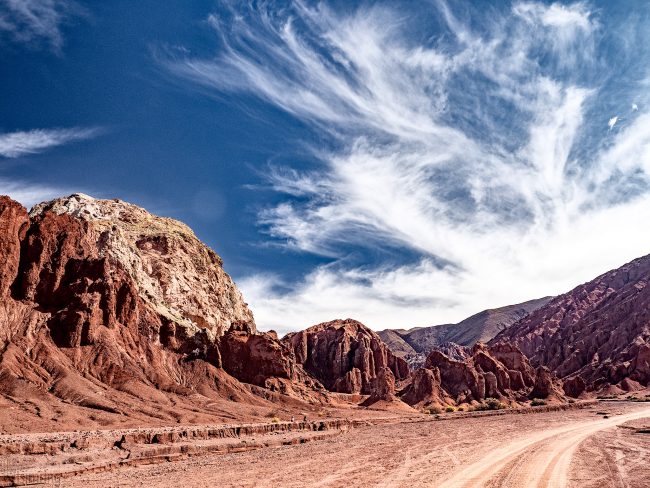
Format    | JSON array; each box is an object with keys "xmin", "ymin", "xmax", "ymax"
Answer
[
  {"xmin": 0, "ymin": 127, "xmax": 100, "ymax": 158},
  {"xmin": 170, "ymin": 1, "xmax": 650, "ymax": 333}
]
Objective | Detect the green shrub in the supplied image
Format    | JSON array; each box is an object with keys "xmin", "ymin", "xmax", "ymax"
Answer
[
  {"xmin": 445, "ymin": 406, "xmax": 455, "ymax": 413},
  {"xmin": 530, "ymin": 399, "xmax": 547, "ymax": 407},
  {"xmin": 486, "ymin": 398, "xmax": 505, "ymax": 410},
  {"xmin": 475, "ymin": 398, "xmax": 505, "ymax": 411},
  {"xmin": 425, "ymin": 406, "xmax": 442, "ymax": 415}
]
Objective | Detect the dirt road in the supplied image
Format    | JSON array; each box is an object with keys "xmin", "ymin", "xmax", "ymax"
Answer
[{"xmin": 438, "ymin": 406, "xmax": 650, "ymax": 488}]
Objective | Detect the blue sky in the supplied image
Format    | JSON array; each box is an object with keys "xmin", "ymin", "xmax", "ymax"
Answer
[{"xmin": 1, "ymin": 0, "xmax": 650, "ymax": 334}]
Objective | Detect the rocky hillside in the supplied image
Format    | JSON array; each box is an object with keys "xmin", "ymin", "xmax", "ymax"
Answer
[
  {"xmin": 0, "ymin": 194, "xmax": 323, "ymax": 432},
  {"xmin": 400, "ymin": 342, "xmax": 564, "ymax": 408},
  {"xmin": 285, "ymin": 319, "xmax": 409, "ymax": 395},
  {"xmin": 378, "ymin": 297, "xmax": 551, "ymax": 368},
  {"xmin": 493, "ymin": 254, "xmax": 650, "ymax": 394},
  {"xmin": 20, "ymin": 193, "xmax": 256, "ymax": 341}
]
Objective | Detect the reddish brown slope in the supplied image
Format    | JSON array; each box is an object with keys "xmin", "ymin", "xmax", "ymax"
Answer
[
  {"xmin": 493, "ymin": 254, "xmax": 650, "ymax": 392},
  {"xmin": 0, "ymin": 194, "xmax": 324, "ymax": 433}
]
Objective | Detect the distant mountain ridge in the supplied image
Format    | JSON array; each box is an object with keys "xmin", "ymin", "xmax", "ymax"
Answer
[{"xmin": 378, "ymin": 297, "xmax": 552, "ymax": 368}]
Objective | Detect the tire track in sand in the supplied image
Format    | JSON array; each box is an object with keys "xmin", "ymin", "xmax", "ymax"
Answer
[{"xmin": 437, "ymin": 406, "xmax": 650, "ymax": 488}]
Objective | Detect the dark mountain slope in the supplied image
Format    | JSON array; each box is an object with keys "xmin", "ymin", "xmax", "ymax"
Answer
[{"xmin": 493, "ymin": 254, "xmax": 650, "ymax": 392}]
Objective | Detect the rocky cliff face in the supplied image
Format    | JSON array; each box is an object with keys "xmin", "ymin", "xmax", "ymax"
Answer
[
  {"xmin": 220, "ymin": 329, "xmax": 324, "ymax": 398},
  {"xmin": 400, "ymin": 342, "xmax": 564, "ymax": 408},
  {"xmin": 0, "ymin": 194, "xmax": 320, "ymax": 431},
  {"xmin": 7, "ymin": 194, "xmax": 256, "ymax": 366},
  {"xmin": 493, "ymin": 254, "xmax": 650, "ymax": 393},
  {"xmin": 25, "ymin": 193, "xmax": 255, "ymax": 338},
  {"xmin": 285, "ymin": 319, "xmax": 409, "ymax": 394}
]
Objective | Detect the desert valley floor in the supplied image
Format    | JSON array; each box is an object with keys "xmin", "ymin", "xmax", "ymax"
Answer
[{"xmin": 1, "ymin": 401, "xmax": 648, "ymax": 488}]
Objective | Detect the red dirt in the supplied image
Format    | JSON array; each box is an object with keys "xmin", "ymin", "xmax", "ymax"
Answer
[{"xmin": 3, "ymin": 401, "xmax": 641, "ymax": 488}]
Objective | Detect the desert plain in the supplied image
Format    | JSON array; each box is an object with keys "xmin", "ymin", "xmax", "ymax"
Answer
[{"xmin": 1, "ymin": 400, "xmax": 649, "ymax": 487}]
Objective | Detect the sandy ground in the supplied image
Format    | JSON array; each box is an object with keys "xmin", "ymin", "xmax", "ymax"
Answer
[
  {"xmin": 2, "ymin": 401, "xmax": 648, "ymax": 487},
  {"xmin": 32, "ymin": 401, "xmax": 644, "ymax": 488}
]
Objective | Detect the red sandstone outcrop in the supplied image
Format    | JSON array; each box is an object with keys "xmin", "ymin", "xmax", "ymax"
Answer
[
  {"xmin": 562, "ymin": 375, "xmax": 587, "ymax": 398},
  {"xmin": 0, "ymin": 197, "xmax": 28, "ymax": 297},
  {"xmin": 493, "ymin": 254, "xmax": 650, "ymax": 392},
  {"xmin": 285, "ymin": 319, "xmax": 409, "ymax": 395},
  {"xmin": 530, "ymin": 366, "xmax": 565, "ymax": 401},
  {"xmin": 219, "ymin": 329, "xmax": 324, "ymax": 397},
  {"xmin": 0, "ymin": 194, "xmax": 324, "ymax": 431},
  {"xmin": 359, "ymin": 368, "xmax": 416, "ymax": 412},
  {"xmin": 25, "ymin": 193, "xmax": 255, "ymax": 337},
  {"xmin": 400, "ymin": 342, "xmax": 564, "ymax": 408},
  {"xmin": 400, "ymin": 367, "xmax": 448, "ymax": 406},
  {"xmin": 360, "ymin": 367, "xmax": 397, "ymax": 405}
]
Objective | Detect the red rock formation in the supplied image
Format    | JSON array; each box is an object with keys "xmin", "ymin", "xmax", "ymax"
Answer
[
  {"xmin": 361, "ymin": 368, "xmax": 396, "ymax": 404},
  {"xmin": 0, "ymin": 197, "xmax": 28, "ymax": 297},
  {"xmin": 27, "ymin": 193, "xmax": 255, "ymax": 336},
  {"xmin": 219, "ymin": 329, "xmax": 324, "ymax": 396},
  {"xmin": 400, "ymin": 367, "xmax": 447, "ymax": 407},
  {"xmin": 489, "ymin": 342, "xmax": 536, "ymax": 390},
  {"xmin": 562, "ymin": 375, "xmax": 586, "ymax": 398},
  {"xmin": 401, "ymin": 342, "xmax": 565, "ymax": 408},
  {"xmin": 285, "ymin": 319, "xmax": 409, "ymax": 394},
  {"xmin": 0, "ymin": 194, "xmax": 325, "ymax": 431},
  {"xmin": 493, "ymin": 254, "xmax": 650, "ymax": 391},
  {"xmin": 424, "ymin": 349, "xmax": 483, "ymax": 403},
  {"xmin": 530, "ymin": 366, "xmax": 564, "ymax": 401}
]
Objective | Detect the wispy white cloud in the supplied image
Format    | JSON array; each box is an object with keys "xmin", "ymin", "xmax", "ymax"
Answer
[
  {"xmin": 0, "ymin": 126, "xmax": 96, "ymax": 210},
  {"xmin": 170, "ymin": 1, "xmax": 650, "ymax": 333},
  {"xmin": 514, "ymin": 1, "xmax": 596, "ymax": 69},
  {"xmin": 0, "ymin": 127, "xmax": 100, "ymax": 158},
  {"xmin": 513, "ymin": 2, "xmax": 594, "ymax": 35},
  {"xmin": 608, "ymin": 115, "xmax": 618, "ymax": 130},
  {"xmin": 0, "ymin": 0, "xmax": 83, "ymax": 52}
]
